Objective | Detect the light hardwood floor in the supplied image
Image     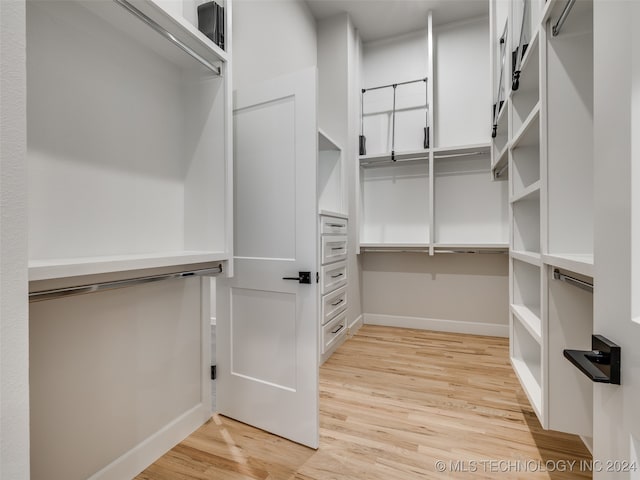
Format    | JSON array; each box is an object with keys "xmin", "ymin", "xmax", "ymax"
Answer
[{"xmin": 136, "ymin": 326, "xmax": 592, "ymax": 479}]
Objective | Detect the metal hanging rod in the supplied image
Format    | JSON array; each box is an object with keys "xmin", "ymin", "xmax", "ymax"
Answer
[
  {"xmin": 552, "ymin": 0, "xmax": 577, "ymax": 37},
  {"xmin": 553, "ymin": 268, "xmax": 593, "ymax": 293},
  {"xmin": 362, "ymin": 77, "xmax": 427, "ymax": 94},
  {"xmin": 29, "ymin": 264, "xmax": 223, "ymax": 302},
  {"xmin": 114, "ymin": 0, "xmax": 222, "ymax": 76},
  {"xmin": 434, "ymin": 151, "xmax": 485, "ymax": 160},
  {"xmin": 361, "ymin": 156, "xmax": 429, "ymax": 167},
  {"xmin": 495, "ymin": 162, "xmax": 509, "ymax": 179}
]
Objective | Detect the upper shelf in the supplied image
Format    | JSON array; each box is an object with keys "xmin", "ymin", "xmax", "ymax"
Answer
[
  {"xmin": 81, "ymin": 0, "xmax": 227, "ymax": 74},
  {"xmin": 543, "ymin": 253, "xmax": 594, "ymax": 277},
  {"xmin": 318, "ymin": 129, "xmax": 341, "ymax": 151},
  {"xmin": 433, "ymin": 143, "xmax": 491, "ymax": 159},
  {"xmin": 29, "ymin": 251, "xmax": 229, "ymax": 282},
  {"xmin": 511, "ymin": 103, "xmax": 541, "ymax": 150},
  {"xmin": 359, "ymin": 149, "xmax": 429, "ymax": 167}
]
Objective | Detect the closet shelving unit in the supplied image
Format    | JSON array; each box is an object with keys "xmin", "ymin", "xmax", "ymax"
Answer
[
  {"xmin": 492, "ymin": 0, "xmax": 594, "ymax": 440},
  {"xmin": 27, "ymin": 0, "xmax": 232, "ymax": 284},
  {"xmin": 27, "ymin": 1, "xmax": 232, "ymax": 478},
  {"xmin": 359, "ymin": 12, "xmax": 508, "ymax": 255}
]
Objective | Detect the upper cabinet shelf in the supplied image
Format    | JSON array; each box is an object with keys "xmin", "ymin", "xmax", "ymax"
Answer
[
  {"xmin": 82, "ymin": 0, "xmax": 227, "ymax": 73},
  {"xmin": 433, "ymin": 143, "xmax": 491, "ymax": 158},
  {"xmin": 359, "ymin": 149, "xmax": 430, "ymax": 167},
  {"xmin": 29, "ymin": 251, "xmax": 229, "ymax": 282}
]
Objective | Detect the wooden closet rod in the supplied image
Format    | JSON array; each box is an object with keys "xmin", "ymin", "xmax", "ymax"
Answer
[{"xmin": 29, "ymin": 265, "xmax": 223, "ymax": 302}]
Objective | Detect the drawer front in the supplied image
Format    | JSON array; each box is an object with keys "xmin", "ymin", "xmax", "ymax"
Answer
[
  {"xmin": 321, "ymin": 235, "xmax": 347, "ymax": 264},
  {"xmin": 321, "ymin": 285, "xmax": 347, "ymax": 325},
  {"xmin": 322, "ymin": 310, "xmax": 346, "ymax": 354},
  {"xmin": 321, "ymin": 261, "xmax": 347, "ymax": 295},
  {"xmin": 320, "ymin": 216, "xmax": 348, "ymax": 235}
]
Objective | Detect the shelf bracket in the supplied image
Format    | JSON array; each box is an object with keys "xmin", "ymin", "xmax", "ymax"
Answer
[{"xmin": 564, "ymin": 335, "xmax": 621, "ymax": 384}]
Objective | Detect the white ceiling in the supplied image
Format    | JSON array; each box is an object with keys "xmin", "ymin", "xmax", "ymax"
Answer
[{"xmin": 305, "ymin": 0, "xmax": 489, "ymax": 42}]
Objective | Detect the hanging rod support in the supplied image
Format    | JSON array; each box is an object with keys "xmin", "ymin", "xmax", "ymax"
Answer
[
  {"xmin": 495, "ymin": 162, "xmax": 508, "ymax": 179},
  {"xmin": 553, "ymin": 268, "xmax": 593, "ymax": 293},
  {"xmin": 362, "ymin": 77, "xmax": 427, "ymax": 94},
  {"xmin": 114, "ymin": 0, "xmax": 222, "ymax": 76},
  {"xmin": 552, "ymin": 0, "xmax": 577, "ymax": 37},
  {"xmin": 29, "ymin": 264, "xmax": 223, "ymax": 302}
]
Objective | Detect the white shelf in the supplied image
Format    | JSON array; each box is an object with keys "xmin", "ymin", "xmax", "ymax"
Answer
[
  {"xmin": 432, "ymin": 143, "xmax": 491, "ymax": 157},
  {"xmin": 511, "ymin": 250, "xmax": 542, "ymax": 266},
  {"xmin": 510, "ymin": 180, "xmax": 541, "ymax": 203},
  {"xmin": 519, "ymin": 29, "xmax": 540, "ymax": 79},
  {"xmin": 496, "ymin": 96, "xmax": 509, "ymax": 126},
  {"xmin": 491, "ymin": 144, "xmax": 509, "ymax": 173},
  {"xmin": 319, "ymin": 210, "xmax": 348, "ymax": 220},
  {"xmin": 511, "ymin": 304, "xmax": 542, "ymax": 343},
  {"xmin": 510, "ymin": 103, "xmax": 541, "ymax": 150},
  {"xmin": 82, "ymin": 0, "xmax": 227, "ymax": 71},
  {"xmin": 359, "ymin": 149, "xmax": 429, "ymax": 166},
  {"xmin": 434, "ymin": 243, "xmax": 509, "ymax": 250},
  {"xmin": 318, "ymin": 129, "xmax": 341, "ymax": 151},
  {"xmin": 29, "ymin": 251, "xmax": 228, "ymax": 282},
  {"xmin": 359, "ymin": 243, "xmax": 429, "ymax": 252},
  {"xmin": 543, "ymin": 253, "xmax": 594, "ymax": 277},
  {"xmin": 511, "ymin": 356, "xmax": 543, "ymax": 418}
]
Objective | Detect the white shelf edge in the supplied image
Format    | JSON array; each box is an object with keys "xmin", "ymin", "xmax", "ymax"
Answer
[
  {"xmin": 491, "ymin": 143, "xmax": 509, "ymax": 171},
  {"xmin": 511, "ymin": 304, "xmax": 542, "ymax": 343},
  {"xmin": 319, "ymin": 210, "xmax": 348, "ymax": 219},
  {"xmin": 359, "ymin": 148, "xmax": 429, "ymax": 163},
  {"xmin": 29, "ymin": 251, "xmax": 229, "ymax": 282},
  {"xmin": 510, "ymin": 102, "xmax": 541, "ymax": 150},
  {"xmin": 542, "ymin": 253, "xmax": 594, "ymax": 277},
  {"xmin": 318, "ymin": 129, "xmax": 341, "ymax": 151},
  {"xmin": 434, "ymin": 243, "xmax": 509, "ymax": 250},
  {"xmin": 496, "ymin": 96, "xmax": 510, "ymax": 126},
  {"xmin": 519, "ymin": 28, "xmax": 540, "ymax": 77},
  {"xmin": 360, "ymin": 243, "xmax": 429, "ymax": 248},
  {"xmin": 510, "ymin": 180, "xmax": 541, "ymax": 203},
  {"xmin": 511, "ymin": 356, "xmax": 543, "ymax": 419},
  {"xmin": 540, "ymin": 0, "xmax": 562, "ymax": 25},
  {"xmin": 511, "ymin": 250, "xmax": 542, "ymax": 266},
  {"xmin": 432, "ymin": 142, "xmax": 491, "ymax": 157}
]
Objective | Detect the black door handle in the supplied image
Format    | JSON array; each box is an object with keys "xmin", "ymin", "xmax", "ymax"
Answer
[{"xmin": 282, "ymin": 271, "xmax": 312, "ymax": 284}]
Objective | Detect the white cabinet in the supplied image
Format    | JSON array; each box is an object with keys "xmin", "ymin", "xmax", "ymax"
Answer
[
  {"xmin": 319, "ymin": 214, "xmax": 348, "ymax": 362},
  {"xmin": 26, "ymin": 1, "xmax": 232, "ymax": 478},
  {"xmin": 491, "ymin": 0, "xmax": 594, "ymax": 439}
]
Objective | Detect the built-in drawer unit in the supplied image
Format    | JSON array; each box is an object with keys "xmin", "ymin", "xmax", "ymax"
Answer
[
  {"xmin": 321, "ymin": 285, "xmax": 347, "ymax": 325},
  {"xmin": 321, "ymin": 261, "xmax": 347, "ymax": 295},
  {"xmin": 322, "ymin": 310, "xmax": 347, "ymax": 354},
  {"xmin": 321, "ymin": 216, "xmax": 348, "ymax": 235},
  {"xmin": 321, "ymin": 235, "xmax": 347, "ymax": 264}
]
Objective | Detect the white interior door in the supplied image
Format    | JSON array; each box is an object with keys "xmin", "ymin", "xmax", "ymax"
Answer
[
  {"xmin": 217, "ymin": 68, "xmax": 319, "ymax": 448},
  {"xmin": 593, "ymin": 2, "xmax": 640, "ymax": 477}
]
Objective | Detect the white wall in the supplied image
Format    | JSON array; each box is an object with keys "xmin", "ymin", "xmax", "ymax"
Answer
[
  {"xmin": 317, "ymin": 13, "xmax": 363, "ymax": 330},
  {"xmin": 232, "ymin": 0, "xmax": 317, "ymax": 91},
  {"xmin": 362, "ymin": 253, "xmax": 509, "ymax": 336},
  {"xmin": 0, "ymin": 1, "xmax": 30, "ymax": 478},
  {"xmin": 434, "ymin": 17, "xmax": 490, "ymax": 147}
]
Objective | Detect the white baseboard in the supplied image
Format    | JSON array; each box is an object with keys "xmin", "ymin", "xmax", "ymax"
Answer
[
  {"xmin": 88, "ymin": 404, "xmax": 210, "ymax": 480},
  {"xmin": 363, "ymin": 313, "xmax": 508, "ymax": 338},
  {"xmin": 348, "ymin": 314, "xmax": 363, "ymax": 336}
]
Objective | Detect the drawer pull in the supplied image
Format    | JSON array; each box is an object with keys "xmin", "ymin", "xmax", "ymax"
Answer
[
  {"xmin": 330, "ymin": 325, "xmax": 344, "ymax": 335},
  {"xmin": 330, "ymin": 273, "xmax": 343, "ymax": 278},
  {"xmin": 331, "ymin": 247, "xmax": 344, "ymax": 251},
  {"xmin": 330, "ymin": 299, "xmax": 344, "ymax": 306},
  {"xmin": 327, "ymin": 223, "xmax": 343, "ymax": 227}
]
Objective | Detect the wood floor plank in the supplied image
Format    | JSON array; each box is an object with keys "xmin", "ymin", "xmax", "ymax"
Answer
[{"xmin": 136, "ymin": 326, "xmax": 592, "ymax": 479}]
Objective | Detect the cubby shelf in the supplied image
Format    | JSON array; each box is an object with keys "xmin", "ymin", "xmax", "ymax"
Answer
[
  {"xmin": 510, "ymin": 103, "xmax": 540, "ymax": 150},
  {"xmin": 491, "ymin": 144, "xmax": 509, "ymax": 171},
  {"xmin": 511, "ymin": 250, "xmax": 542, "ymax": 266},
  {"xmin": 510, "ymin": 180, "xmax": 541, "ymax": 203},
  {"xmin": 519, "ymin": 29, "xmax": 539, "ymax": 79},
  {"xmin": 511, "ymin": 356, "xmax": 543, "ymax": 417},
  {"xmin": 29, "ymin": 251, "xmax": 229, "ymax": 282},
  {"xmin": 511, "ymin": 303, "xmax": 542, "ymax": 343},
  {"xmin": 543, "ymin": 253, "xmax": 594, "ymax": 277}
]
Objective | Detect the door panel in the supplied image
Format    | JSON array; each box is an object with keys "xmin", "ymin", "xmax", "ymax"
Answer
[{"xmin": 217, "ymin": 68, "xmax": 319, "ymax": 449}]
